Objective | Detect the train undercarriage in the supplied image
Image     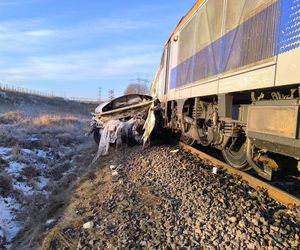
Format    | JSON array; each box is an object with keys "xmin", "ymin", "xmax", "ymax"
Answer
[{"xmin": 165, "ymin": 86, "xmax": 300, "ymax": 180}]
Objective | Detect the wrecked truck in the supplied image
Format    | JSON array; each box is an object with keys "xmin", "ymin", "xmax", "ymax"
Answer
[{"xmin": 90, "ymin": 94, "xmax": 158, "ymax": 157}]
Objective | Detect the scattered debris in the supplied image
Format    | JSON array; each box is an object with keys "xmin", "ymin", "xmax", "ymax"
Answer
[
  {"xmin": 212, "ymin": 167, "xmax": 218, "ymax": 174},
  {"xmin": 83, "ymin": 221, "xmax": 94, "ymax": 229},
  {"xmin": 111, "ymin": 171, "xmax": 119, "ymax": 177},
  {"xmin": 170, "ymin": 149, "xmax": 180, "ymax": 154},
  {"xmin": 45, "ymin": 219, "xmax": 56, "ymax": 226},
  {"xmin": 110, "ymin": 165, "xmax": 116, "ymax": 171}
]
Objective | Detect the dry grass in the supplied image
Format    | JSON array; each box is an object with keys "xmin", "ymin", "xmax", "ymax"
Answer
[
  {"xmin": 0, "ymin": 106, "xmax": 95, "ymax": 249},
  {"xmin": 41, "ymin": 165, "xmax": 114, "ymax": 250},
  {"xmin": 0, "ymin": 111, "xmax": 80, "ymax": 128},
  {"xmin": 12, "ymin": 143, "xmax": 98, "ymax": 250},
  {"xmin": 0, "ymin": 112, "xmax": 85, "ymax": 150},
  {"xmin": 32, "ymin": 115, "xmax": 79, "ymax": 127},
  {"xmin": 0, "ymin": 111, "xmax": 23, "ymax": 124}
]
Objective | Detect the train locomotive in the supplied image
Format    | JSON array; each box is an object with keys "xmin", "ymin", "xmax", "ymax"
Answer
[{"xmin": 151, "ymin": 0, "xmax": 300, "ymax": 180}]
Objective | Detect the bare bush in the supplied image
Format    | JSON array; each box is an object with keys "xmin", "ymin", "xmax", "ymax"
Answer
[
  {"xmin": 0, "ymin": 157, "xmax": 8, "ymax": 169},
  {"xmin": 21, "ymin": 165, "xmax": 41, "ymax": 178},
  {"xmin": 11, "ymin": 145, "xmax": 28, "ymax": 163},
  {"xmin": 55, "ymin": 133, "xmax": 73, "ymax": 145},
  {"xmin": 47, "ymin": 162, "xmax": 72, "ymax": 181},
  {"xmin": 0, "ymin": 133, "xmax": 22, "ymax": 148},
  {"xmin": 20, "ymin": 193, "xmax": 48, "ymax": 222},
  {"xmin": 0, "ymin": 173, "xmax": 14, "ymax": 196}
]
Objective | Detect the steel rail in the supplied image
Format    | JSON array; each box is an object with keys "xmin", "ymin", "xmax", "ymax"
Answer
[{"xmin": 179, "ymin": 142, "xmax": 300, "ymax": 208}]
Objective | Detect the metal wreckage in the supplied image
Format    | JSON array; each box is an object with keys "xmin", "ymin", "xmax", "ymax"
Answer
[{"xmin": 90, "ymin": 94, "xmax": 162, "ymax": 160}]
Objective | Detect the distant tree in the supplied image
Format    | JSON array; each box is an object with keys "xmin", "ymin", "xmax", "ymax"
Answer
[{"xmin": 124, "ymin": 84, "xmax": 149, "ymax": 95}]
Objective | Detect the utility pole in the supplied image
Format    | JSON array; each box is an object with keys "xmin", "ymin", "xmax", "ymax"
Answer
[{"xmin": 108, "ymin": 89, "xmax": 114, "ymax": 101}]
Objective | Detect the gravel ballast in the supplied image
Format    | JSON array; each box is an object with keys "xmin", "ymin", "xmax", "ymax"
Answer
[{"xmin": 43, "ymin": 145, "xmax": 300, "ymax": 249}]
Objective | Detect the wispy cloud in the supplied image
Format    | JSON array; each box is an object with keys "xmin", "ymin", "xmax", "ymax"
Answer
[
  {"xmin": 0, "ymin": 11, "xmax": 163, "ymax": 83},
  {"xmin": 24, "ymin": 29, "xmax": 56, "ymax": 37},
  {"xmin": 0, "ymin": 45, "xmax": 160, "ymax": 82},
  {"xmin": 0, "ymin": 0, "xmax": 184, "ymax": 98},
  {"xmin": 87, "ymin": 18, "xmax": 158, "ymax": 33},
  {"xmin": 0, "ymin": 16, "xmax": 158, "ymax": 53},
  {"xmin": 0, "ymin": 18, "xmax": 55, "ymax": 52}
]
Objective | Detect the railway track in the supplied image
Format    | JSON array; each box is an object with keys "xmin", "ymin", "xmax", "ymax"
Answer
[{"xmin": 179, "ymin": 142, "xmax": 300, "ymax": 208}]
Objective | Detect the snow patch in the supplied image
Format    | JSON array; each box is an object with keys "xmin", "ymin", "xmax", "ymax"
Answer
[
  {"xmin": 29, "ymin": 137, "xmax": 39, "ymax": 142},
  {"xmin": 35, "ymin": 176, "xmax": 49, "ymax": 190},
  {"xmin": 7, "ymin": 162, "xmax": 26, "ymax": 175},
  {"xmin": 2, "ymin": 155, "xmax": 12, "ymax": 161},
  {"xmin": 0, "ymin": 196, "xmax": 22, "ymax": 243},
  {"xmin": 36, "ymin": 150, "xmax": 47, "ymax": 158},
  {"xmin": 21, "ymin": 148, "xmax": 47, "ymax": 158},
  {"xmin": 21, "ymin": 149, "xmax": 33, "ymax": 154},
  {"xmin": 0, "ymin": 147, "xmax": 11, "ymax": 155},
  {"xmin": 13, "ymin": 181, "xmax": 33, "ymax": 195}
]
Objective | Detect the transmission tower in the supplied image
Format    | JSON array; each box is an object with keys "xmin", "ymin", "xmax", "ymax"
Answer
[
  {"xmin": 108, "ymin": 89, "xmax": 115, "ymax": 101},
  {"xmin": 130, "ymin": 73, "xmax": 149, "ymax": 94},
  {"xmin": 98, "ymin": 87, "xmax": 102, "ymax": 102}
]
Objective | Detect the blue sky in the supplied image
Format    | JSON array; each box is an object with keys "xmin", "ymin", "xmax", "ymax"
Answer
[{"xmin": 0, "ymin": 0, "xmax": 196, "ymax": 100}]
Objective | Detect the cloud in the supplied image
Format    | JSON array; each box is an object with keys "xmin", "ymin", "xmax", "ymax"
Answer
[
  {"xmin": 24, "ymin": 29, "xmax": 57, "ymax": 37},
  {"xmin": 0, "ymin": 9, "xmax": 164, "ymax": 88},
  {"xmin": 0, "ymin": 19, "xmax": 55, "ymax": 52},
  {"xmin": 86, "ymin": 18, "xmax": 157, "ymax": 33},
  {"xmin": 0, "ymin": 45, "xmax": 161, "ymax": 82},
  {"xmin": 0, "ymin": 16, "xmax": 159, "ymax": 54}
]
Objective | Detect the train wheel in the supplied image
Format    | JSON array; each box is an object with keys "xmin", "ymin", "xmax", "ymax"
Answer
[
  {"xmin": 222, "ymin": 137, "xmax": 249, "ymax": 170},
  {"xmin": 180, "ymin": 134, "xmax": 195, "ymax": 146}
]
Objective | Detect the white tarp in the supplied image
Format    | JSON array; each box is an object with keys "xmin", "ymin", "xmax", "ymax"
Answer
[
  {"xmin": 93, "ymin": 120, "xmax": 121, "ymax": 162},
  {"xmin": 142, "ymin": 102, "xmax": 156, "ymax": 146}
]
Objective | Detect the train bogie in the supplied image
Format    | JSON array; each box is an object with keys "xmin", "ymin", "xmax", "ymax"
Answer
[{"xmin": 151, "ymin": 0, "xmax": 300, "ymax": 179}]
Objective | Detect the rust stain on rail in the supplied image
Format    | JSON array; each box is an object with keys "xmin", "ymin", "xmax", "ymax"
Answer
[{"xmin": 179, "ymin": 142, "xmax": 300, "ymax": 208}]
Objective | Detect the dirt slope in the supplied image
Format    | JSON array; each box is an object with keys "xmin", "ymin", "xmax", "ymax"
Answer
[
  {"xmin": 0, "ymin": 90, "xmax": 98, "ymax": 249},
  {"xmin": 0, "ymin": 89, "xmax": 96, "ymax": 115}
]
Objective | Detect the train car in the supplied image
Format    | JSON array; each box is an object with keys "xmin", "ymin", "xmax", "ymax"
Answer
[{"xmin": 151, "ymin": 0, "xmax": 300, "ymax": 180}]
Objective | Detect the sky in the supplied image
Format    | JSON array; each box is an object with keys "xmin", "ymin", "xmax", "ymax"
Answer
[{"xmin": 0, "ymin": 0, "xmax": 196, "ymax": 100}]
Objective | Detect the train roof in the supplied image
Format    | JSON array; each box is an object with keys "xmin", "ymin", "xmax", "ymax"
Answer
[{"xmin": 166, "ymin": 0, "xmax": 205, "ymax": 46}]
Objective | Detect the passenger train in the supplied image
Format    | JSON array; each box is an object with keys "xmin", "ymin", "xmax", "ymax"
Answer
[{"xmin": 151, "ymin": 0, "xmax": 300, "ymax": 180}]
